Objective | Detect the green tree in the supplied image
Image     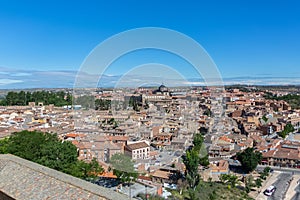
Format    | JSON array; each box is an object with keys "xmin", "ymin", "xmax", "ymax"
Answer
[
  {"xmin": 278, "ymin": 123, "xmax": 295, "ymax": 138},
  {"xmin": 199, "ymin": 155, "xmax": 209, "ymax": 167},
  {"xmin": 245, "ymin": 175, "xmax": 255, "ymax": 193},
  {"xmin": 255, "ymin": 178, "xmax": 262, "ymax": 188},
  {"xmin": 188, "ymin": 188, "xmax": 199, "ymax": 200},
  {"xmin": 193, "ymin": 133, "xmax": 204, "ymax": 151},
  {"xmin": 220, "ymin": 174, "xmax": 228, "ymax": 183},
  {"xmin": 262, "ymin": 115, "xmax": 268, "ymax": 122},
  {"xmin": 183, "ymin": 148, "xmax": 200, "ymax": 189},
  {"xmin": 128, "ymin": 96, "xmax": 141, "ymax": 111},
  {"xmin": 95, "ymin": 99, "xmax": 111, "ymax": 110},
  {"xmin": 68, "ymin": 158, "xmax": 104, "ymax": 180},
  {"xmin": 237, "ymin": 148, "xmax": 262, "ymax": 173},
  {"xmin": 5, "ymin": 130, "xmax": 103, "ymax": 180},
  {"xmin": 88, "ymin": 158, "xmax": 104, "ymax": 177},
  {"xmin": 209, "ymin": 190, "xmax": 217, "ymax": 200},
  {"xmin": 0, "ymin": 137, "xmax": 9, "ymax": 154},
  {"xmin": 1, "ymin": 90, "xmax": 72, "ymax": 106},
  {"xmin": 110, "ymin": 153, "xmax": 138, "ymax": 184},
  {"xmin": 192, "ymin": 133, "xmax": 209, "ymax": 166},
  {"xmin": 37, "ymin": 140, "xmax": 78, "ymax": 171},
  {"xmin": 203, "ymin": 109, "xmax": 211, "ymax": 117},
  {"xmin": 264, "ymin": 93, "xmax": 300, "ymax": 109},
  {"xmin": 259, "ymin": 166, "xmax": 271, "ymax": 180},
  {"xmin": 285, "ymin": 123, "xmax": 295, "ymax": 133},
  {"xmin": 228, "ymin": 174, "xmax": 238, "ymax": 188},
  {"xmin": 7, "ymin": 130, "xmax": 58, "ymax": 161},
  {"xmin": 263, "ymin": 166, "xmax": 271, "ymax": 173},
  {"xmin": 219, "ymin": 174, "xmax": 238, "ymax": 188}
]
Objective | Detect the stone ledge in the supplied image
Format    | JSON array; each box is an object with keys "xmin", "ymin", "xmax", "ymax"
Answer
[{"xmin": 0, "ymin": 154, "xmax": 128, "ymax": 200}]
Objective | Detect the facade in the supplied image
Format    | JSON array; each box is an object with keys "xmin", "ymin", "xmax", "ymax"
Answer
[
  {"xmin": 261, "ymin": 142, "xmax": 300, "ymax": 167},
  {"xmin": 124, "ymin": 141, "xmax": 150, "ymax": 160},
  {"xmin": 210, "ymin": 160, "xmax": 229, "ymax": 174},
  {"xmin": 78, "ymin": 141, "xmax": 122, "ymax": 163}
]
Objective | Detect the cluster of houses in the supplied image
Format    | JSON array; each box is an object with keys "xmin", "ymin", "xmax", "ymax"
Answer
[{"xmin": 1, "ymin": 86, "xmax": 300, "ymax": 196}]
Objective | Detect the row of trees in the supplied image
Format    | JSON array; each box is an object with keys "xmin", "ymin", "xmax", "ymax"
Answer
[
  {"xmin": 0, "ymin": 130, "xmax": 103, "ymax": 180},
  {"xmin": 128, "ymin": 96, "xmax": 149, "ymax": 111},
  {"xmin": 0, "ymin": 91, "xmax": 113, "ymax": 111},
  {"xmin": 0, "ymin": 91, "xmax": 72, "ymax": 106},
  {"xmin": 219, "ymin": 149, "xmax": 264, "ymax": 194},
  {"xmin": 244, "ymin": 167, "xmax": 271, "ymax": 193},
  {"xmin": 95, "ymin": 99, "xmax": 111, "ymax": 110},
  {"xmin": 74, "ymin": 96, "xmax": 112, "ymax": 110},
  {"xmin": 264, "ymin": 92, "xmax": 300, "ymax": 109}
]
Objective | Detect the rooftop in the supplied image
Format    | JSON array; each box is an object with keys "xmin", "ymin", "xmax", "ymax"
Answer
[
  {"xmin": 0, "ymin": 154, "xmax": 128, "ymax": 200},
  {"xmin": 126, "ymin": 142, "xmax": 149, "ymax": 150}
]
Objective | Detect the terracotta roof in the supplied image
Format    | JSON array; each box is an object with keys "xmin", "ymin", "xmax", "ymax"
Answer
[
  {"xmin": 262, "ymin": 149, "xmax": 276, "ymax": 158},
  {"xmin": 107, "ymin": 135, "xmax": 128, "ymax": 141},
  {"xmin": 152, "ymin": 126, "xmax": 161, "ymax": 136},
  {"xmin": 151, "ymin": 169, "xmax": 171, "ymax": 179},
  {"xmin": 138, "ymin": 175, "xmax": 152, "ymax": 182},
  {"xmin": 126, "ymin": 142, "xmax": 149, "ymax": 151},
  {"xmin": 99, "ymin": 171, "xmax": 117, "ymax": 179},
  {"xmin": 218, "ymin": 136, "xmax": 232, "ymax": 143}
]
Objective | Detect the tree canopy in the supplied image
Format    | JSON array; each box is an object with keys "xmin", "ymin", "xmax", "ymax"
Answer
[
  {"xmin": 264, "ymin": 93, "xmax": 300, "ymax": 109},
  {"xmin": 1, "ymin": 130, "xmax": 103, "ymax": 180},
  {"xmin": 236, "ymin": 147, "xmax": 262, "ymax": 173},
  {"xmin": 278, "ymin": 123, "xmax": 295, "ymax": 138},
  {"xmin": 220, "ymin": 174, "xmax": 239, "ymax": 188},
  {"xmin": 109, "ymin": 153, "xmax": 138, "ymax": 184},
  {"xmin": 0, "ymin": 91, "xmax": 72, "ymax": 106},
  {"xmin": 184, "ymin": 148, "xmax": 200, "ymax": 189},
  {"xmin": 183, "ymin": 133, "xmax": 209, "ymax": 189},
  {"xmin": 95, "ymin": 99, "xmax": 111, "ymax": 110}
]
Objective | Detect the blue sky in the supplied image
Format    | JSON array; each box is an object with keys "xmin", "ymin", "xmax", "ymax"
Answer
[{"xmin": 0, "ymin": 0, "xmax": 300, "ymax": 88}]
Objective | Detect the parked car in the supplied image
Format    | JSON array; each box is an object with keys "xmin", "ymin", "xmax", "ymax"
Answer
[{"xmin": 264, "ymin": 185, "xmax": 276, "ymax": 196}]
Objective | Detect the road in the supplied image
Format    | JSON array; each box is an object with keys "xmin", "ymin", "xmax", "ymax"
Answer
[
  {"xmin": 255, "ymin": 164, "xmax": 300, "ymax": 200},
  {"xmin": 257, "ymin": 165, "xmax": 300, "ymax": 200},
  {"xmin": 257, "ymin": 165, "xmax": 300, "ymax": 174},
  {"xmin": 267, "ymin": 173, "xmax": 292, "ymax": 200}
]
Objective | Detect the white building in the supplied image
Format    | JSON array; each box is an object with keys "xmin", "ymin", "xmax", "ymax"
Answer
[{"xmin": 124, "ymin": 141, "xmax": 150, "ymax": 160}]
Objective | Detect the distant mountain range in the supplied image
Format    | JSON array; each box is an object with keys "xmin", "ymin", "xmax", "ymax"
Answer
[{"xmin": 1, "ymin": 67, "xmax": 300, "ymax": 89}]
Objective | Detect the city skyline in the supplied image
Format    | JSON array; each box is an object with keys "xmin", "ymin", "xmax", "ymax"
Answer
[{"xmin": 1, "ymin": 1, "xmax": 300, "ymax": 88}]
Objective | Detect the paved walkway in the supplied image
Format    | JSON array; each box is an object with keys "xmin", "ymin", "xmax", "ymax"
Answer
[
  {"xmin": 256, "ymin": 172, "xmax": 280, "ymax": 200},
  {"xmin": 284, "ymin": 174, "xmax": 300, "ymax": 200}
]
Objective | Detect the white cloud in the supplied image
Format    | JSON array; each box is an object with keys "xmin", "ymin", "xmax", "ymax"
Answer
[
  {"xmin": 10, "ymin": 72, "xmax": 32, "ymax": 77},
  {"xmin": 0, "ymin": 79, "xmax": 23, "ymax": 85}
]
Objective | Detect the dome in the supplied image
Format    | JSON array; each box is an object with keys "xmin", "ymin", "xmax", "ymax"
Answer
[{"xmin": 159, "ymin": 84, "xmax": 168, "ymax": 92}]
